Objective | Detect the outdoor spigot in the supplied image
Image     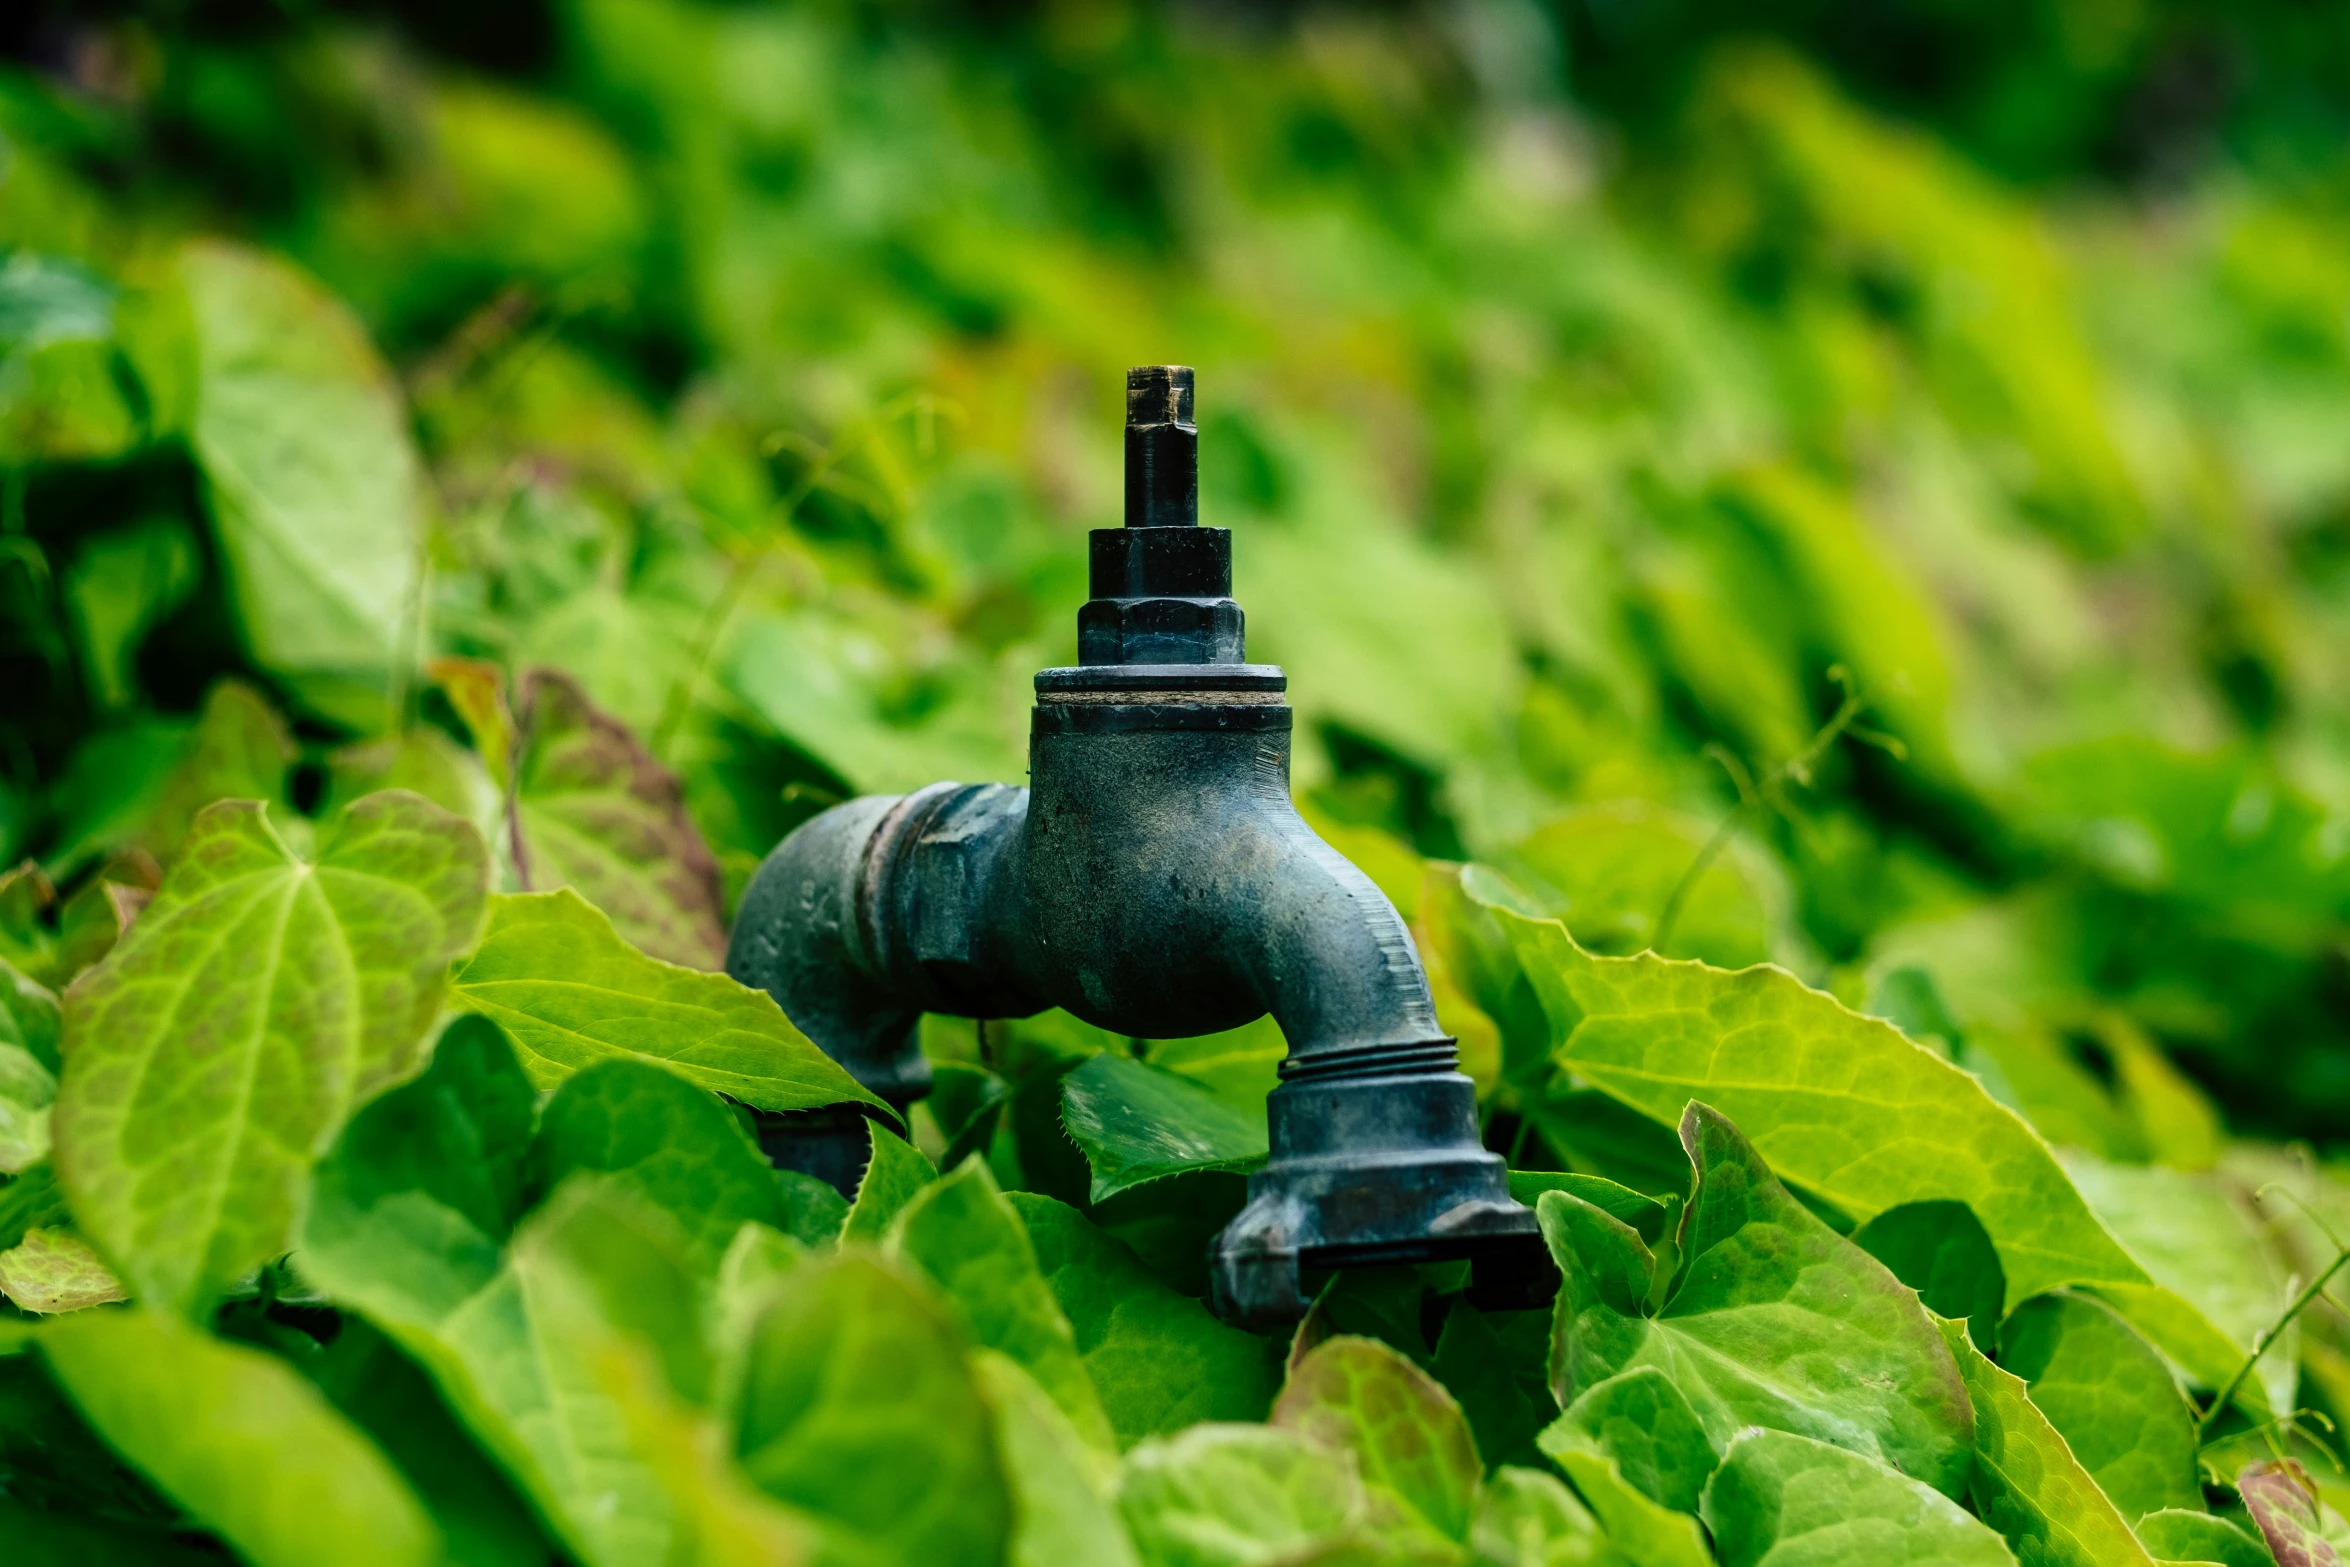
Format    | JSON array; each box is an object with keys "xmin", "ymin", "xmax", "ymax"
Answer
[{"xmin": 727, "ymin": 366, "xmax": 1550, "ymax": 1324}]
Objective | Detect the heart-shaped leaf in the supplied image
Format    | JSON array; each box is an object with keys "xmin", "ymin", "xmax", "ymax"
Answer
[
  {"xmin": 1542, "ymin": 1102, "xmax": 1975, "ymax": 1498},
  {"xmin": 55, "ymin": 792, "xmax": 489, "ymax": 1313}
]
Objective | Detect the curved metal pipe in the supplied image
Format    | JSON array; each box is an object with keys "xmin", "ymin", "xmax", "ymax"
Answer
[{"xmin": 728, "ymin": 367, "xmax": 1546, "ymax": 1324}]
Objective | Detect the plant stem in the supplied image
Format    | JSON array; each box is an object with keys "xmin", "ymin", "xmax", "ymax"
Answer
[
  {"xmin": 2199, "ymin": 1246, "xmax": 2350, "ymax": 1438},
  {"xmin": 1653, "ymin": 676, "xmax": 1871, "ymax": 955}
]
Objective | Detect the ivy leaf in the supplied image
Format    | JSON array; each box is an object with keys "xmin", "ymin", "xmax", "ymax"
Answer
[
  {"xmin": 519, "ymin": 1194, "xmax": 818, "ymax": 1567},
  {"xmin": 1114, "ymin": 1422, "xmax": 1373, "ymax": 1567},
  {"xmin": 509, "ymin": 667, "xmax": 728, "ymax": 971},
  {"xmin": 309, "ymin": 1318, "xmax": 559, "ymax": 1567},
  {"xmin": 1499, "ymin": 912, "xmax": 2148, "ymax": 1314},
  {"xmin": 1855, "ymin": 1202, "xmax": 2007, "ymax": 1358},
  {"xmin": 973, "ymin": 1349, "xmax": 1141, "ymax": 1567},
  {"xmin": 1060, "ymin": 1053, "xmax": 1268, "ymax": 1202},
  {"xmin": 1998, "ymin": 1293, "xmax": 2200, "ymax": 1522},
  {"xmin": 1430, "ymin": 1302, "xmax": 1552, "ymax": 1472},
  {"xmin": 41, "ymin": 1307, "xmax": 442, "ymax": 1567},
  {"xmin": 2059, "ymin": 1155, "xmax": 2298, "ymax": 1421},
  {"xmin": 1541, "ymin": 1103, "xmax": 1976, "ymax": 1498},
  {"xmin": 888, "ymin": 1159, "xmax": 1116, "ymax": 1451},
  {"xmin": 841, "ymin": 1122, "xmax": 937, "ymax": 1242},
  {"xmin": 1467, "ymin": 1466, "xmax": 1607, "ymax": 1567},
  {"xmin": 54, "ymin": 792, "xmax": 489, "ymax": 1314},
  {"xmin": 303, "ymin": 1031, "xmax": 705, "ymax": 1567},
  {"xmin": 1272, "ymin": 1333, "xmax": 1483, "ymax": 1542},
  {"xmin": 0, "ymin": 1227, "xmax": 125, "ymax": 1312},
  {"xmin": 1933, "ymin": 1316, "xmax": 2158, "ymax": 1567},
  {"xmin": 182, "ymin": 241, "xmax": 422, "ymax": 730},
  {"xmin": 2238, "ymin": 1461, "xmax": 2347, "ymax": 1567},
  {"xmin": 735, "ymin": 1251, "xmax": 1012, "ymax": 1567},
  {"xmin": 450, "ymin": 889, "xmax": 889, "ymax": 1118},
  {"xmin": 1700, "ymin": 1429, "xmax": 2017, "ymax": 1567},
  {"xmin": 1009, "ymin": 1192, "xmax": 1282, "ymax": 1444},
  {"xmin": 0, "ymin": 1161, "xmax": 71, "ymax": 1251},
  {"xmin": 0, "ymin": 957, "xmax": 62, "ymax": 1074},
  {"xmin": 530, "ymin": 1058, "xmax": 802, "ymax": 1280},
  {"xmin": 1541, "ymin": 1442, "xmax": 1714, "ymax": 1567},
  {"xmin": 0, "ymin": 1034, "xmax": 56, "ymax": 1172},
  {"xmin": 1542, "ymin": 1366, "xmax": 1718, "ymax": 1515},
  {"xmin": 1508, "ymin": 1169, "xmax": 1674, "ymax": 1246},
  {"xmin": 2134, "ymin": 1510, "xmax": 2275, "ymax": 1567}
]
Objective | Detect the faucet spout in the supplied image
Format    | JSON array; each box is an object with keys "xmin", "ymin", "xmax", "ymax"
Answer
[{"xmin": 726, "ymin": 367, "xmax": 1550, "ymax": 1324}]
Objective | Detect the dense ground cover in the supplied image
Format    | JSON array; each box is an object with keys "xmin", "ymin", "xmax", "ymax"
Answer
[{"xmin": 2, "ymin": 1, "xmax": 2350, "ymax": 1562}]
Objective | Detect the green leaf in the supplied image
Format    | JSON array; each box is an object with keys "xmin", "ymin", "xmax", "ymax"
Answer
[
  {"xmin": 0, "ymin": 1161, "xmax": 71, "ymax": 1250},
  {"xmin": 1467, "ymin": 1465, "xmax": 1607, "ymax": 1567},
  {"xmin": 1501, "ymin": 913, "xmax": 2147, "ymax": 1313},
  {"xmin": 1011, "ymin": 1192, "xmax": 1283, "ymax": 1444},
  {"xmin": 45, "ymin": 681, "xmax": 295, "ymax": 882},
  {"xmin": 1509, "ymin": 800, "xmax": 1768, "ymax": 968},
  {"xmin": 1543, "ymin": 1367, "xmax": 1718, "ymax": 1515},
  {"xmin": 41, "ymin": 1307, "xmax": 442, "ymax": 1567},
  {"xmin": 310, "ymin": 1318, "xmax": 558, "ymax": 1567},
  {"xmin": 1541, "ymin": 1103, "xmax": 1975, "ymax": 1498},
  {"xmin": 1115, "ymin": 1422, "xmax": 1374, "ymax": 1567},
  {"xmin": 1545, "ymin": 1446, "xmax": 1714, "ymax": 1567},
  {"xmin": 54, "ymin": 792, "xmax": 490, "ymax": 1314},
  {"xmin": 63, "ymin": 518, "xmax": 200, "ymax": 712},
  {"xmin": 2134, "ymin": 1511, "xmax": 2274, "ymax": 1567},
  {"xmin": 304, "ymin": 1037, "xmax": 704, "ymax": 1567},
  {"xmin": 0, "ymin": 957, "xmax": 62, "ymax": 1073},
  {"xmin": 1431, "ymin": 1301, "xmax": 1553, "ymax": 1472},
  {"xmin": 1145, "ymin": 1015, "xmax": 1288, "ymax": 1115},
  {"xmin": 0, "ymin": 1498, "xmax": 224, "ymax": 1567},
  {"xmin": 0, "ymin": 1226, "xmax": 125, "ymax": 1312},
  {"xmin": 2238, "ymin": 1461, "xmax": 2346, "ymax": 1567},
  {"xmin": 181, "ymin": 240, "xmax": 423, "ymax": 729},
  {"xmin": 0, "ymin": 1035, "xmax": 55, "ymax": 1172},
  {"xmin": 1273, "ymin": 1333, "xmax": 1483, "ymax": 1541},
  {"xmin": 510, "ymin": 667, "xmax": 728, "ymax": 971},
  {"xmin": 2059, "ymin": 1155, "xmax": 2298, "ymax": 1419},
  {"xmin": 974, "ymin": 1348, "xmax": 1142, "ymax": 1567},
  {"xmin": 888, "ymin": 1158, "xmax": 1117, "ymax": 1450},
  {"xmin": 1933, "ymin": 1315, "xmax": 2158, "ymax": 1567},
  {"xmin": 1508, "ymin": 1170, "xmax": 1673, "ymax": 1246},
  {"xmin": 531, "ymin": 1057, "xmax": 795, "ymax": 1279},
  {"xmin": 1700, "ymin": 1428, "xmax": 2017, "ymax": 1567},
  {"xmin": 450, "ymin": 888, "xmax": 888, "ymax": 1118},
  {"xmin": 517, "ymin": 1194, "xmax": 816, "ymax": 1567},
  {"xmin": 1854, "ymin": 1202, "xmax": 2007, "ymax": 1358},
  {"xmin": 1999, "ymin": 1293, "xmax": 2200, "ymax": 1522},
  {"xmin": 1061, "ymin": 1053, "xmax": 1268, "ymax": 1201},
  {"xmin": 736, "ymin": 1251, "xmax": 1012, "ymax": 1567},
  {"xmin": 325, "ymin": 728, "xmax": 503, "ymax": 850},
  {"xmin": 318, "ymin": 1014, "xmax": 539, "ymax": 1257},
  {"xmin": 773, "ymin": 1166, "xmax": 849, "ymax": 1247},
  {"xmin": 841, "ymin": 1121, "xmax": 937, "ymax": 1242}
]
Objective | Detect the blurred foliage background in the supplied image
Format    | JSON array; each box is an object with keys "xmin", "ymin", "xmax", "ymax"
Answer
[{"xmin": 3, "ymin": 0, "xmax": 2350, "ymax": 1149}]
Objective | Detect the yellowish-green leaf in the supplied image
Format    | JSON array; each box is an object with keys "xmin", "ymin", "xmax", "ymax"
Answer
[
  {"xmin": 54, "ymin": 793, "xmax": 489, "ymax": 1314},
  {"xmin": 183, "ymin": 240, "xmax": 422, "ymax": 729},
  {"xmin": 0, "ymin": 1226, "xmax": 125, "ymax": 1312},
  {"xmin": 43, "ymin": 1306, "xmax": 442, "ymax": 1567},
  {"xmin": 1934, "ymin": 1316, "xmax": 2158, "ymax": 1567},
  {"xmin": 450, "ymin": 889, "xmax": 888, "ymax": 1118},
  {"xmin": 1501, "ymin": 912, "xmax": 2145, "ymax": 1313}
]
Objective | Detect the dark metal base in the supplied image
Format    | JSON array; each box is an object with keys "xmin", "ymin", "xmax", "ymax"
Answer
[
  {"xmin": 751, "ymin": 1103, "xmax": 890, "ymax": 1199},
  {"xmin": 1208, "ymin": 1067, "xmax": 1556, "ymax": 1327}
]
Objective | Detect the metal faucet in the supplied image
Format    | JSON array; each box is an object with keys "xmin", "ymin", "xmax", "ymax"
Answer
[{"xmin": 727, "ymin": 366, "xmax": 1548, "ymax": 1325}]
